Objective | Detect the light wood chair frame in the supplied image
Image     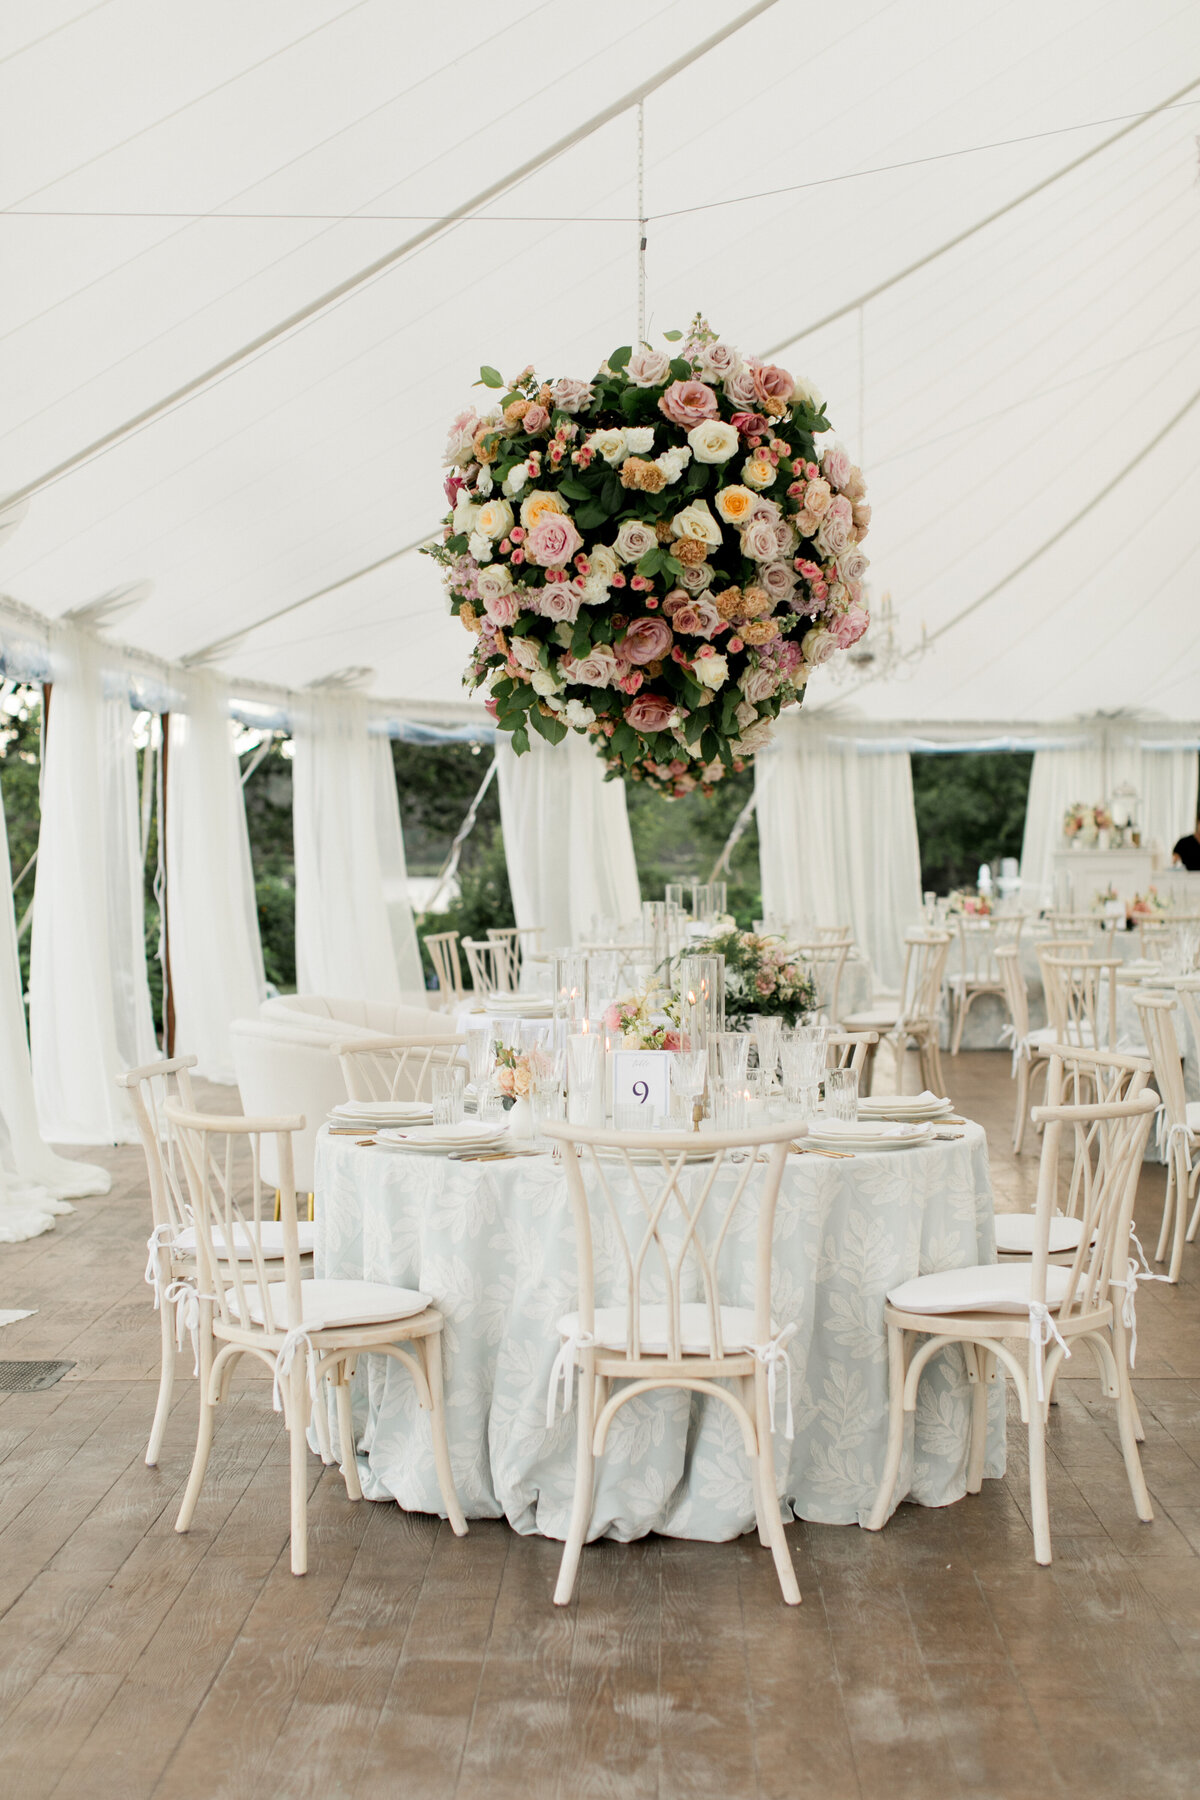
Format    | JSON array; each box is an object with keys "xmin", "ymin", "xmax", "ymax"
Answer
[
  {"xmin": 853, "ymin": 931, "xmax": 951, "ymax": 1098},
  {"xmin": 947, "ymin": 913, "xmax": 1026, "ymax": 1056},
  {"xmin": 1040, "ymin": 953, "xmax": 1121, "ymax": 1054},
  {"xmin": 824, "ymin": 1031, "xmax": 878, "ymax": 1078},
  {"xmin": 793, "ymin": 942, "xmax": 850, "ymax": 1027},
  {"xmin": 423, "ymin": 929, "xmax": 464, "ymax": 1009},
  {"xmin": 867, "ymin": 1074, "xmax": 1158, "ymax": 1564},
  {"xmin": 1132, "ymin": 992, "xmax": 1198, "ymax": 1283},
  {"xmin": 543, "ymin": 1116, "xmax": 803, "ymax": 1608},
  {"xmin": 167, "ymin": 1103, "xmax": 466, "ymax": 1575},
  {"xmin": 331, "ymin": 1035, "xmax": 467, "ymax": 1103},
  {"xmin": 462, "ymin": 936, "xmax": 512, "ymax": 994},
  {"xmin": 995, "ymin": 943, "xmax": 1053, "ymax": 1153}
]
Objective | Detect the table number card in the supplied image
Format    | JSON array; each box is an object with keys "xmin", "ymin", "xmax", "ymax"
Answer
[{"xmin": 611, "ymin": 1050, "xmax": 671, "ymax": 1123}]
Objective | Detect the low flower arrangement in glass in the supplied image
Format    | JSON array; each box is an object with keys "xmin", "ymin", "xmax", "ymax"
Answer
[
  {"xmin": 692, "ymin": 928, "xmax": 818, "ymax": 1029},
  {"xmin": 428, "ymin": 317, "xmax": 870, "ymax": 798},
  {"xmin": 601, "ymin": 989, "xmax": 688, "ymax": 1052}
]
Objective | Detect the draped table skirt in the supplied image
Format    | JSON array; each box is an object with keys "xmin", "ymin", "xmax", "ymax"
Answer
[{"xmin": 313, "ymin": 1124, "xmax": 1005, "ymax": 1543}]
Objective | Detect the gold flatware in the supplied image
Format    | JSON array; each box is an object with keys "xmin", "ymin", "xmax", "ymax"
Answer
[{"xmin": 790, "ymin": 1142, "xmax": 855, "ymax": 1159}]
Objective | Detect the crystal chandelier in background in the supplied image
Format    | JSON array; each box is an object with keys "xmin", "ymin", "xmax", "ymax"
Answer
[{"xmin": 823, "ymin": 589, "xmax": 929, "ymax": 685}]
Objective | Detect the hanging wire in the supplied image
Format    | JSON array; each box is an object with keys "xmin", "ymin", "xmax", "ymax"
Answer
[{"xmin": 636, "ymin": 100, "xmax": 647, "ymax": 345}]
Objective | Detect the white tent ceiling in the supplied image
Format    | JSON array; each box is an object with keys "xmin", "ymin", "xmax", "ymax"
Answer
[{"xmin": 2, "ymin": 0, "xmax": 1199, "ymax": 723}]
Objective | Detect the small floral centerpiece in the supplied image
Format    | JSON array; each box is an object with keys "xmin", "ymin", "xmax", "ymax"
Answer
[
  {"xmin": 492, "ymin": 1044, "xmax": 535, "ymax": 1105},
  {"xmin": 602, "ymin": 989, "xmax": 687, "ymax": 1051},
  {"xmin": 1063, "ymin": 803, "xmax": 1112, "ymax": 844},
  {"xmin": 1127, "ymin": 887, "xmax": 1170, "ymax": 919},
  {"xmin": 947, "ymin": 889, "xmax": 992, "ymax": 916},
  {"xmin": 693, "ymin": 928, "xmax": 818, "ymax": 1029},
  {"xmin": 1091, "ymin": 883, "xmax": 1120, "ymax": 913},
  {"xmin": 428, "ymin": 317, "xmax": 869, "ymax": 798}
]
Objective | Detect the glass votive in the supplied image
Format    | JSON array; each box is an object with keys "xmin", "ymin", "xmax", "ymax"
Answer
[
  {"xmin": 751, "ymin": 1014, "xmax": 782, "ymax": 1091},
  {"xmin": 787, "ymin": 1081, "xmax": 821, "ymax": 1122},
  {"xmin": 712, "ymin": 1077, "xmax": 749, "ymax": 1133},
  {"xmin": 567, "ymin": 1032, "xmax": 601, "ymax": 1125},
  {"xmin": 477, "ymin": 1080, "xmax": 507, "ymax": 1126},
  {"xmin": 532, "ymin": 1081, "xmax": 565, "ymax": 1147},
  {"xmin": 718, "ymin": 1031, "xmax": 750, "ymax": 1085},
  {"xmin": 825, "ymin": 1068, "xmax": 859, "ymax": 1123},
  {"xmin": 614, "ymin": 1101, "xmax": 649, "ymax": 1132},
  {"xmin": 431, "ymin": 1065, "xmax": 466, "ymax": 1126},
  {"xmin": 465, "ymin": 1023, "xmax": 493, "ymax": 1093}
]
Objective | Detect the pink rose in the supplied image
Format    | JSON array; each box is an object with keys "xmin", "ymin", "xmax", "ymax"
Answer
[
  {"xmin": 482, "ymin": 590, "xmax": 518, "ymax": 627},
  {"xmin": 821, "ymin": 445, "xmax": 852, "ymax": 490},
  {"xmin": 776, "ymin": 640, "xmax": 804, "ymax": 677},
  {"xmin": 834, "ymin": 604, "xmax": 869, "ymax": 648},
  {"xmin": 671, "ymin": 599, "xmax": 720, "ymax": 637},
  {"xmin": 723, "ymin": 365, "xmax": 760, "ymax": 410},
  {"xmin": 758, "ymin": 561, "xmax": 797, "ymax": 603},
  {"xmin": 739, "ymin": 665, "xmax": 781, "ymax": 703},
  {"xmin": 752, "ymin": 362, "xmax": 795, "ymax": 412},
  {"xmin": 817, "ymin": 506, "xmax": 853, "ymax": 557},
  {"xmin": 801, "ymin": 625, "xmax": 838, "ymax": 666},
  {"xmin": 729, "ymin": 411, "xmax": 770, "ymax": 438},
  {"xmin": 837, "ymin": 543, "xmax": 869, "ymax": 582},
  {"xmin": 658, "ymin": 380, "xmax": 719, "ymax": 429},
  {"xmin": 676, "ymin": 561, "xmax": 714, "ymax": 593},
  {"xmin": 689, "ymin": 340, "xmax": 741, "ymax": 383},
  {"xmin": 527, "ymin": 513, "xmax": 584, "ymax": 567},
  {"xmin": 770, "ymin": 520, "xmax": 798, "ymax": 558},
  {"xmin": 539, "ymin": 582, "xmax": 583, "ymax": 623},
  {"xmin": 509, "ymin": 635, "xmax": 540, "ymax": 671},
  {"xmin": 793, "ymin": 508, "xmax": 819, "ymax": 539},
  {"xmin": 624, "ymin": 692, "xmax": 677, "ymax": 733},
  {"xmin": 550, "ymin": 378, "xmax": 594, "ymax": 413},
  {"xmin": 803, "ymin": 477, "xmax": 832, "ymax": 519},
  {"xmin": 620, "ymin": 616, "xmax": 674, "ymax": 664},
  {"xmin": 522, "ymin": 404, "xmax": 550, "ymax": 434},
  {"xmin": 740, "ymin": 517, "xmax": 780, "ymax": 563},
  {"xmin": 561, "ymin": 643, "xmax": 620, "ymax": 687}
]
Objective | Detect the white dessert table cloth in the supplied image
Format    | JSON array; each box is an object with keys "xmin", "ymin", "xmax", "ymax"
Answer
[{"xmin": 313, "ymin": 1123, "xmax": 1004, "ymax": 1542}]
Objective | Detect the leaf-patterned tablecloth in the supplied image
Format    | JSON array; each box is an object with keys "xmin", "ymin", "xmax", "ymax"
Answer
[{"xmin": 314, "ymin": 1125, "xmax": 1004, "ymax": 1541}]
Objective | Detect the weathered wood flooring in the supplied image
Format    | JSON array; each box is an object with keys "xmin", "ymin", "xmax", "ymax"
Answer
[{"xmin": 2, "ymin": 1053, "xmax": 1200, "ymax": 1798}]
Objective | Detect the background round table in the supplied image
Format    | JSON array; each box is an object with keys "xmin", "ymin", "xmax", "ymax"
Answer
[{"xmin": 314, "ymin": 1123, "xmax": 1004, "ymax": 1542}]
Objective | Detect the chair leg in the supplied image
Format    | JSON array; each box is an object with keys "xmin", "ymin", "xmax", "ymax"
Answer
[
  {"xmin": 554, "ymin": 1355, "xmax": 597, "ymax": 1606},
  {"xmin": 1109, "ymin": 1317, "xmax": 1153, "ymax": 1521},
  {"xmin": 146, "ymin": 1293, "xmax": 177, "ymax": 1467},
  {"xmin": 866, "ymin": 1324, "xmax": 908, "ymax": 1531},
  {"xmin": 1012, "ymin": 1058, "xmax": 1030, "ymax": 1155},
  {"xmin": 743, "ymin": 1376, "xmax": 771, "ymax": 1547},
  {"xmin": 334, "ymin": 1369, "xmax": 362, "ymax": 1503},
  {"xmin": 422, "ymin": 1331, "xmax": 467, "ymax": 1537},
  {"xmin": 861, "ymin": 1040, "xmax": 877, "ymax": 1098},
  {"xmin": 1027, "ymin": 1343, "xmax": 1052, "ymax": 1566},
  {"xmin": 1186, "ymin": 1162, "xmax": 1200, "ymax": 1245},
  {"xmin": 966, "ymin": 1348, "xmax": 991, "ymax": 1495},
  {"xmin": 753, "ymin": 1369, "xmax": 801, "ymax": 1605},
  {"xmin": 312, "ymin": 1383, "xmax": 335, "ymax": 1465},
  {"xmin": 287, "ymin": 1360, "xmax": 310, "ymax": 1576},
  {"xmin": 950, "ymin": 990, "xmax": 966, "ymax": 1056},
  {"xmin": 1168, "ymin": 1145, "xmax": 1188, "ymax": 1285},
  {"xmin": 175, "ymin": 1305, "xmax": 216, "ymax": 1535}
]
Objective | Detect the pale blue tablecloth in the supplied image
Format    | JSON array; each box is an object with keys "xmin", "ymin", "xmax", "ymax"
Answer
[{"xmin": 313, "ymin": 1123, "xmax": 1004, "ymax": 1541}]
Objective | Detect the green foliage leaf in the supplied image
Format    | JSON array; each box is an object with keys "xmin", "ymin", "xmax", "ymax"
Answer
[
  {"xmin": 600, "ymin": 471, "xmax": 624, "ymax": 515},
  {"xmin": 575, "ymin": 500, "xmax": 609, "ymax": 530},
  {"xmin": 684, "ymin": 461, "xmax": 708, "ymax": 493},
  {"xmin": 557, "ymin": 475, "xmax": 593, "ymax": 501},
  {"xmin": 619, "ymin": 385, "xmax": 644, "ymax": 420},
  {"xmin": 636, "ymin": 547, "xmax": 665, "ymax": 578},
  {"xmin": 608, "ymin": 345, "xmax": 632, "ymax": 371},
  {"xmin": 529, "ymin": 707, "xmax": 568, "ymax": 746},
  {"xmin": 662, "ymin": 329, "xmax": 683, "ymax": 342},
  {"xmin": 510, "ymin": 724, "xmax": 531, "ymax": 755},
  {"xmin": 571, "ymin": 621, "xmax": 592, "ymax": 660},
  {"xmin": 668, "ymin": 357, "xmax": 691, "ymax": 381},
  {"xmin": 478, "ymin": 365, "xmax": 504, "ymax": 388},
  {"xmin": 445, "ymin": 532, "xmax": 468, "ymax": 554}
]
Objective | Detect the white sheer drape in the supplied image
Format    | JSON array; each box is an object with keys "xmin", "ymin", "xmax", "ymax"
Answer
[
  {"xmin": 291, "ymin": 690, "xmax": 410, "ymax": 1002},
  {"xmin": 165, "ymin": 670, "xmax": 265, "ymax": 1081},
  {"xmin": 29, "ymin": 625, "xmax": 156, "ymax": 1144},
  {"xmin": 371, "ymin": 734, "xmax": 425, "ymax": 1001},
  {"xmin": 495, "ymin": 731, "xmax": 641, "ymax": 949},
  {"xmin": 755, "ymin": 714, "xmax": 922, "ymax": 991},
  {"xmin": 1019, "ymin": 743, "xmax": 1100, "ymax": 908}
]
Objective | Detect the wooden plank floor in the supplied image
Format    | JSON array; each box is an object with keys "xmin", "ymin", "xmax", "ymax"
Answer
[{"xmin": 2, "ymin": 1053, "xmax": 1200, "ymax": 1798}]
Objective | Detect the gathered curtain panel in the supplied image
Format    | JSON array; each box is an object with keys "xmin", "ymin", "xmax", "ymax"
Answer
[
  {"xmin": 291, "ymin": 689, "xmax": 422, "ymax": 1003},
  {"xmin": 495, "ymin": 731, "xmax": 642, "ymax": 949},
  {"xmin": 1020, "ymin": 735, "xmax": 1200, "ymax": 906},
  {"xmin": 165, "ymin": 669, "xmax": 266, "ymax": 1082},
  {"xmin": 755, "ymin": 713, "xmax": 923, "ymax": 992},
  {"xmin": 29, "ymin": 624, "xmax": 157, "ymax": 1145}
]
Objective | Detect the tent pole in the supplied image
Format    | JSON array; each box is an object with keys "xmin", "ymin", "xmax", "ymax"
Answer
[{"xmin": 159, "ymin": 714, "xmax": 175, "ymax": 1058}]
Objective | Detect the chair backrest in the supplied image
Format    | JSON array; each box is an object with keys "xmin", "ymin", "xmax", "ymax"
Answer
[
  {"xmin": 1131, "ymin": 993, "xmax": 1187, "ymax": 1131},
  {"xmin": 1040, "ymin": 955, "xmax": 1120, "ymax": 1051},
  {"xmin": 994, "ymin": 944, "xmax": 1030, "ymax": 1041},
  {"xmin": 117, "ymin": 1054, "xmax": 199, "ymax": 1234},
  {"xmin": 793, "ymin": 942, "xmax": 849, "ymax": 1024},
  {"xmin": 165, "ymin": 1104, "xmax": 306, "ymax": 1336},
  {"xmin": 462, "ymin": 937, "xmax": 510, "ymax": 994},
  {"xmin": 1046, "ymin": 912, "xmax": 1101, "ymax": 942},
  {"xmin": 897, "ymin": 931, "xmax": 952, "ymax": 1030},
  {"xmin": 423, "ymin": 930, "xmax": 463, "ymax": 1006},
  {"xmin": 1028, "ymin": 1075, "xmax": 1157, "ymax": 1322},
  {"xmin": 1176, "ymin": 978, "xmax": 1200, "ymax": 1070},
  {"xmin": 1041, "ymin": 1041, "xmax": 1153, "ymax": 1220},
  {"xmin": 229, "ymin": 1020, "xmax": 346, "ymax": 1192},
  {"xmin": 825, "ymin": 1031, "xmax": 878, "ymax": 1077},
  {"xmin": 955, "ymin": 913, "xmax": 1024, "ymax": 987},
  {"xmin": 544, "ymin": 1118, "xmax": 798, "ymax": 1363},
  {"xmin": 813, "ymin": 924, "xmax": 852, "ymax": 944},
  {"xmin": 1137, "ymin": 919, "xmax": 1175, "ymax": 958},
  {"xmin": 332, "ymin": 1034, "xmax": 467, "ymax": 1102}
]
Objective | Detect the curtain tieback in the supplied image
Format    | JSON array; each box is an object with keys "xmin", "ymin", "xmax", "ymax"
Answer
[
  {"xmin": 273, "ymin": 1325, "xmax": 324, "ymax": 1415},
  {"xmin": 144, "ymin": 1223, "xmax": 180, "ymax": 1298},
  {"xmin": 1156, "ymin": 1112, "xmax": 1194, "ymax": 1172},
  {"xmin": 546, "ymin": 1331, "xmax": 596, "ymax": 1429},
  {"xmin": 748, "ymin": 1323, "xmax": 798, "ymax": 1439},
  {"xmin": 1027, "ymin": 1302, "xmax": 1070, "ymax": 1402},
  {"xmin": 162, "ymin": 1279, "xmax": 201, "ymax": 1374},
  {"xmin": 1110, "ymin": 1256, "xmax": 1169, "ymax": 1368}
]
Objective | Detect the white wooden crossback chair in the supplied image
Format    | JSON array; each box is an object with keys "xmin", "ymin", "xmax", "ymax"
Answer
[
  {"xmin": 1132, "ymin": 992, "xmax": 1199, "ymax": 1284},
  {"xmin": 824, "ymin": 1031, "xmax": 879, "ymax": 1078},
  {"xmin": 119, "ymin": 1054, "xmax": 318, "ymax": 1467},
  {"xmin": 794, "ymin": 942, "xmax": 850, "ymax": 1027},
  {"xmin": 867, "ymin": 1074, "xmax": 1158, "ymax": 1564},
  {"xmin": 995, "ymin": 944, "xmax": 1059, "ymax": 1152},
  {"xmin": 543, "ymin": 1116, "xmax": 803, "ymax": 1607},
  {"xmin": 423, "ymin": 930, "xmax": 464, "ymax": 1010},
  {"xmin": 1046, "ymin": 912, "xmax": 1101, "ymax": 942},
  {"xmin": 486, "ymin": 925, "xmax": 544, "ymax": 991},
  {"xmin": 462, "ymin": 936, "xmax": 512, "ymax": 994},
  {"xmin": 1040, "ymin": 954, "xmax": 1123, "ymax": 1054},
  {"xmin": 813, "ymin": 924, "xmax": 852, "ymax": 944},
  {"xmin": 947, "ymin": 913, "xmax": 1026, "ymax": 1056},
  {"xmin": 843, "ymin": 930, "xmax": 952, "ymax": 1097},
  {"xmin": 331, "ymin": 1035, "xmax": 466, "ymax": 1103},
  {"xmin": 166, "ymin": 1103, "xmax": 466, "ymax": 1575}
]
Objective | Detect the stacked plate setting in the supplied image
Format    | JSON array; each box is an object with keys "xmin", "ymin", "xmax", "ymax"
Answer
[
  {"xmin": 857, "ymin": 1091, "xmax": 955, "ymax": 1125},
  {"xmin": 477, "ymin": 994, "xmax": 555, "ymax": 1019},
  {"xmin": 808, "ymin": 1119, "xmax": 936, "ymax": 1152},
  {"xmin": 373, "ymin": 1120, "xmax": 512, "ymax": 1154},
  {"xmin": 327, "ymin": 1100, "xmax": 433, "ymax": 1131}
]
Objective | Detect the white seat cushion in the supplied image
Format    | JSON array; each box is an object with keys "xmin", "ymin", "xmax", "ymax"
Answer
[
  {"xmin": 226, "ymin": 1278, "xmax": 432, "ymax": 1330},
  {"xmin": 888, "ymin": 1262, "xmax": 1074, "ymax": 1315},
  {"xmin": 174, "ymin": 1221, "xmax": 316, "ymax": 1260},
  {"xmin": 1186, "ymin": 1102, "xmax": 1200, "ymax": 1133},
  {"xmin": 556, "ymin": 1302, "xmax": 769, "ymax": 1356},
  {"xmin": 843, "ymin": 1006, "xmax": 901, "ymax": 1030},
  {"xmin": 992, "ymin": 1214, "xmax": 1088, "ymax": 1256}
]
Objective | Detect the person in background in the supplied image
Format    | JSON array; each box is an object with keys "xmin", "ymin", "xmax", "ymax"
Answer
[{"xmin": 1173, "ymin": 813, "xmax": 1200, "ymax": 871}]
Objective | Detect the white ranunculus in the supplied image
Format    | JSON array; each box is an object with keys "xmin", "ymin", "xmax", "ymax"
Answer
[
  {"xmin": 623, "ymin": 426, "xmax": 657, "ymax": 455},
  {"xmin": 565, "ymin": 697, "xmax": 596, "ymax": 727},
  {"xmin": 791, "ymin": 373, "xmax": 824, "ymax": 411},
  {"xmin": 503, "ymin": 462, "xmax": 529, "ymax": 498},
  {"xmin": 586, "ymin": 427, "xmax": 629, "ymax": 465},
  {"xmin": 693, "ymin": 652, "xmax": 729, "ymax": 690},
  {"xmin": 614, "ymin": 519, "xmax": 659, "ymax": 563},
  {"xmin": 475, "ymin": 497, "xmax": 514, "ymax": 540},
  {"xmin": 580, "ymin": 572, "xmax": 610, "ymax": 605},
  {"xmin": 671, "ymin": 499, "xmax": 723, "ymax": 546},
  {"xmin": 467, "ymin": 531, "xmax": 493, "ymax": 563},
  {"xmin": 474, "ymin": 465, "xmax": 494, "ymax": 496},
  {"xmin": 687, "ymin": 420, "xmax": 739, "ymax": 464},
  {"xmin": 530, "ymin": 665, "xmax": 563, "ymax": 696},
  {"xmin": 453, "ymin": 495, "xmax": 482, "ymax": 536},
  {"xmin": 656, "ymin": 446, "xmax": 692, "ymax": 484}
]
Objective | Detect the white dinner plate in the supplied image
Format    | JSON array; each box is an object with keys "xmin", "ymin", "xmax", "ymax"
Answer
[
  {"xmin": 330, "ymin": 1100, "xmax": 433, "ymax": 1124},
  {"xmin": 808, "ymin": 1120, "xmax": 934, "ymax": 1150},
  {"xmin": 375, "ymin": 1122, "xmax": 509, "ymax": 1151}
]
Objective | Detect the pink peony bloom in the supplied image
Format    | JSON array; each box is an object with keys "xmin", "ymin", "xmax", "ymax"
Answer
[
  {"xmin": 526, "ymin": 512, "xmax": 584, "ymax": 568},
  {"xmin": 620, "ymin": 616, "xmax": 674, "ymax": 665},
  {"xmin": 834, "ymin": 604, "xmax": 869, "ymax": 648},
  {"xmin": 482, "ymin": 590, "xmax": 518, "ymax": 628},
  {"xmin": 658, "ymin": 380, "xmax": 720, "ymax": 429},
  {"xmin": 624, "ymin": 692, "xmax": 677, "ymax": 733}
]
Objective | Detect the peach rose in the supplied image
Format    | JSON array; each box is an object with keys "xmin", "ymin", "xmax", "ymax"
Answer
[{"xmin": 715, "ymin": 484, "xmax": 756, "ymax": 525}]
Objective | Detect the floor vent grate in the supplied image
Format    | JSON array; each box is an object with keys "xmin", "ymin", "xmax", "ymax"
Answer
[{"xmin": 0, "ymin": 1361, "xmax": 75, "ymax": 1392}]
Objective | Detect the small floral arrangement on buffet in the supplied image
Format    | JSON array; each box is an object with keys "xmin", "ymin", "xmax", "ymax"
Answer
[
  {"xmin": 946, "ymin": 890, "xmax": 992, "ymax": 916},
  {"xmin": 1127, "ymin": 888, "xmax": 1170, "ymax": 919},
  {"xmin": 693, "ymin": 928, "xmax": 818, "ymax": 1029},
  {"xmin": 1090, "ymin": 884, "xmax": 1120, "ymax": 913},
  {"xmin": 601, "ymin": 988, "xmax": 687, "ymax": 1052},
  {"xmin": 492, "ymin": 1044, "xmax": 559, "ymax": 1103},
  {"xmin": 428, "ymin": 316, "xmax": 870, "ymax": 798},
  {"xmin": 1063, "ymin": 802, "xmax": 1113, "ymax": 842}
]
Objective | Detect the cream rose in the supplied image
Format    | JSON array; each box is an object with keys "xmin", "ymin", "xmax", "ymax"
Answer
[
  {"xmin": 509, "ymin": 636, "xmax": 541, "ymax": 671},
  {"xmin": 530, "ymin": 665, "xmax": 563, "ymax": 696},
  {"xmin": 475, "ymin": 497, "xmax": 514, "ymax": 540},
  {"xmin": 791, "ymin": 373, "xmax": 824, "ymax": 411},
  {"xmin": 803, "ymin": 477, "xmax": 833, "ymax": 519},
  {"xmin": 561, "ymin": 643, "xmax": 621, "ymax": 687},
  {"xmin": 614, "ymin": 519, "xmax": 659, "ymax": 563},
  {"xmin": 475, "ymin": 565, "xmax": 513, "ymax": 606},
  {"xmin": 687, "ymin": 419, "xmax": 739, "ymax": 464},
  {"xmin": 739, "ymin": 665, "xmax": 780, "ymax": 702},
  {"xmin": 671, "ymin": 499, "xmax": 723, "ymax": 546},
  {"xmin": 585, "ymin": 427, "xmax": 628, "ymax": 465},
  {"xmin": 801, "ymin": 626, "xmax": 838, "ymax": 666},
  {"xmin": 519, "ymin": 488, "xmax": 563, "ymax": 532},
  {"xmin": 626, "ymin": 347, "xmax": 671, "ymax": 387},
  {"xmin": 741, "ymin": 456, "xmax": 775, "ymax": 491},
  {"xmin": 589, "ymin": 544, "xmax": 620, "ymax": 581},
  {"xmin": 692, "ymin": 651, "xmax": 729, "ymax": 690}
]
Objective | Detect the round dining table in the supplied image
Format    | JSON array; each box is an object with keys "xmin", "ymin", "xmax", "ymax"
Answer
[{"xmin": 313, "ymin": 1122, "xmax": 1004, "ymax": 1543}]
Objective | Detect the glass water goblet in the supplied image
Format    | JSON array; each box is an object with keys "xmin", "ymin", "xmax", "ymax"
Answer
[
  {"xmin": 751, "ymin": 1015, "xmax": 782, "ymax": 1092},
  {"xmin": 431, "ymin": 1065, "xmax": 466, "ymax": 1126},
  {"xmin": 670, "ymin": 1047, "xmax": 708, "ymax": 1130},
  {"xmin": 825, "ymin": 1068, "xmax": 859, "ymax": 1124},
  {"xmin": 718, "ymin": 1031, "xmax": 750, "ymax": 1086}
]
